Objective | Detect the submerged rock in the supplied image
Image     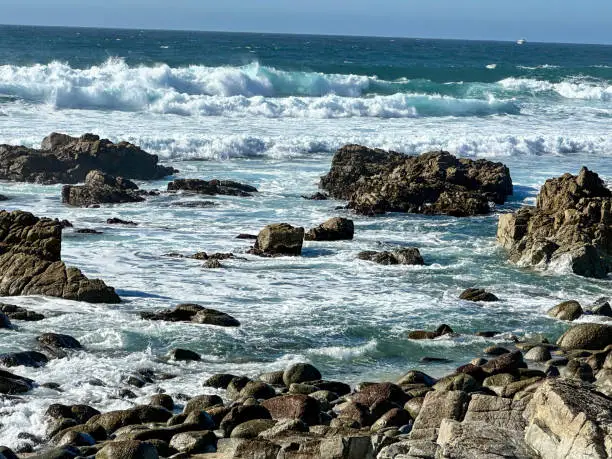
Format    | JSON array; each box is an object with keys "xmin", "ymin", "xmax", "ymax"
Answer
[
  {"xmin": 61, "ymin": 170, "xmax": 145, "ymax": 207},
  {"xmin": 0, "ymin": 132, "xmax": 176, "ymax": 184},
  {"xmin": 358, "ymin": 247, "xmax": 424, "ymax": 265},
  {"xmin": 107, "ymin": 218, "xmax": 138, "ymax": 225},
  {"xmin": 249, "ymin": 223, "xmax": 304, "ymax": 256},
  {"xmin": 302, "ymin": 192, "xmax": 328, "ymax": 200},
  {"xmin": 304, "ymin": 217, "xmax": 354, "ymax": 241},
  {"xmin": 320, "ymin": 145, "xmax": 512, "ymax": 216},
  {"xmin": 459, "ymin": 288, "xmax": 498, "ymax": 302},
  {"xmin": 141, "ymin": 303, "xmax": 240, "ymax": 327},
  {"xmin": 167, "ymin": 178, "xmax": 257, "ymax": 196},
  {"xmin": 0, "ymin": 210, "xmax": 120, "ymax": 303},
  {"xmin": 497, "ymin": 167, "xmax": 611, "ymax": 278}
]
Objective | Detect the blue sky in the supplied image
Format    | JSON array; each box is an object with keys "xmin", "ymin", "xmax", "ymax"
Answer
[{"xmin": 2, "ymin": 0, "xmax": 612, "ymax": 44}]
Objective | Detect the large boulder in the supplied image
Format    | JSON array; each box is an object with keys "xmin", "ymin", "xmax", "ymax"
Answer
[
  {"xmin": 167, "ymin": 178, "xmax": 257, "ymax": 196},
  {"xmin": 0, "ymin": 210, "xmax": 120, "ymax": 303},
  {"xmin": 547, "ymin": 300, "xmax": 583, "ymax": 321},
  {"xmin": 62, "ymin": 170, "xmax": 145, "ymax": 206},
  {"xmin": 250, "ymin": 223, "xmax": 304, "ymax": 256},
  {"xmin": 0, "ymin": 133, "xmax": 176, "ymax": 184},
  {"xmin": 497, "ymin": 167, "xmax": 611, "ymax": 278},
  {"xmin": 320, "ymin": 145, "xmax": 512, "ymax": 216},
  {"xmin": 304, "ymin": 217, "xmax": 354, "ymax": 241},
  {"xmin": 556, "ymin": 323, "xmax": 612, "ymax": 350},
  {"xmin": 524, "ymin": 378, "xmax": 612, "ymax": 458}
]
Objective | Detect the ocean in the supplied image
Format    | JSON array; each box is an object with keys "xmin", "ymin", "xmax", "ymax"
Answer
[{"xmin": 0, "ymin": 25, "xmax": 610, "ymax": 447}]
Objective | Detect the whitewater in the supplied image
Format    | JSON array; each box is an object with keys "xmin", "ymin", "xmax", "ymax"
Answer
[{"xmin": 0, "ymin": 26, "xmax": 611, "ymax": 449}]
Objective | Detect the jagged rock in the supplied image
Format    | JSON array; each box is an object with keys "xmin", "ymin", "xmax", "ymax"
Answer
[
  {"xmin": 525, "ymin": 378, "xmax": 612, "ymax": 458},
  {"xmin": 0, "ymin": 369, "xmax": 34, "ymax": 394},
  {"xmin": 547, "ymin": 300, "xmax": 583, "ymax": 321},
  {"xmin": 459, "ymin": 288, "xmax": 498, "ymax": 302},
  {"xmin": 304, "ymin": 217, "xmax": 354, "ymax": 241},
  {"xmin": 320, "ymin": 145, "xmax": 512, "ymax": 216},
  {"xmin": 249, "ymin": 223, "xmax": 304, "ymax": 256},
  {"xmin": 556, "ymin": 323, "xmax": 612, "ymax": 350},
  {"xmin": 0, "ymin": 210, "xmax": 120, "ymax": 303},
  {"xmin": 0, "ymin": 132, "xmax": 175, "ymax": 184},
  {"xmin": 140, "ymin": 303, "xmax": 239, "ymax": 327},
  {"xmin": 358, "ymin": 247, "xmax": 424, "ymax": 265},
  {"xmin": 497, "ymin": 167, "xmax": 611, "ymax": 278},
  {"xmin": 167, "ymin": 179, "xmax": 257, "ymax": 196},
  {"xmin": 0, "ymin": 303, "xmax": 44, "ymax": 321},
  {"xmin": 61, "ymin": 170, "xmax": 145, "ymax": 207}
]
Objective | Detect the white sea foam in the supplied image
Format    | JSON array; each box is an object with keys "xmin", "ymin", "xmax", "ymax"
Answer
[
  {"xmin": 0, "ymin": 59, "xmax": 515, "ymax": 118},
  {"xmin": 500, "ymin": 77, "xmax": 612, "ymax": 100}
]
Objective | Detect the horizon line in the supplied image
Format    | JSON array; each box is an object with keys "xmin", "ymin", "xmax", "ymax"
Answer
[{"xmin": 1, "ymin": 22, "xmax": 611, "ymax": 47}]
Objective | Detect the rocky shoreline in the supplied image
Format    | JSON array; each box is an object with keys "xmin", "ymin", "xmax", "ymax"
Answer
[{"xmin": 0, "ymin": 135, "xmax": 610, "ymax": 458}]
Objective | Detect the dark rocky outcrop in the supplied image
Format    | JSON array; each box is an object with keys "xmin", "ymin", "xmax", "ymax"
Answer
[
  {"xmin": 248, "ymin": 223, "xmax": 304, "ymax": 256},
  {"xmin": 107, "ymin": 218, "xmax": 138, "ymax": 225},
  {"xmin": 320, "ymin": 145, "xmax": 512, "ymax": 216},
  {"xmin": 167, "ymin": 179, "xmax": 257, "ymax": 197},
  {"xmin": 61, "ymin": 170, "xmax": 145, "ymax": 207},
  {"xmin": 358, "ymin": 247, "xmax": 424, "ymax": 265},
  {"xmin": 0, "ymin": 133, "xmax": 176, "ymax": 184},
  {"xmin": 140, "ymin": 303, "xmax": 239, "ymax": 327},
  {"xmin": 0, "ymin": 350, "xmax": 48, "ymax": 367},
  {"xmin": 305, "ymin": 217, "xmax": 354, "ymax": 241},
  {"xmin": 0, "ymin": 210, "xmax": 120, "ymax": 303},
  {"xmin": 302, "ymin": 192, "xmax": 328, "ymax": 200},
  {"xmin": 497, "ymin": 167, "xmax": 611, "ymax": 278}
]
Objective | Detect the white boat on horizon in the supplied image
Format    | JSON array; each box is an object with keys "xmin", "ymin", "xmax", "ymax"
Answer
[{"xmin": 517, "ymin": 38, "xmax": 526, "ymax": 45}]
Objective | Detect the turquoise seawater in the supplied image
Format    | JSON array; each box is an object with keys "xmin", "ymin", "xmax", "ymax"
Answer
[{"xmin": 0, "ymin": 25, "xmax": 610, "ymax": 447}]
